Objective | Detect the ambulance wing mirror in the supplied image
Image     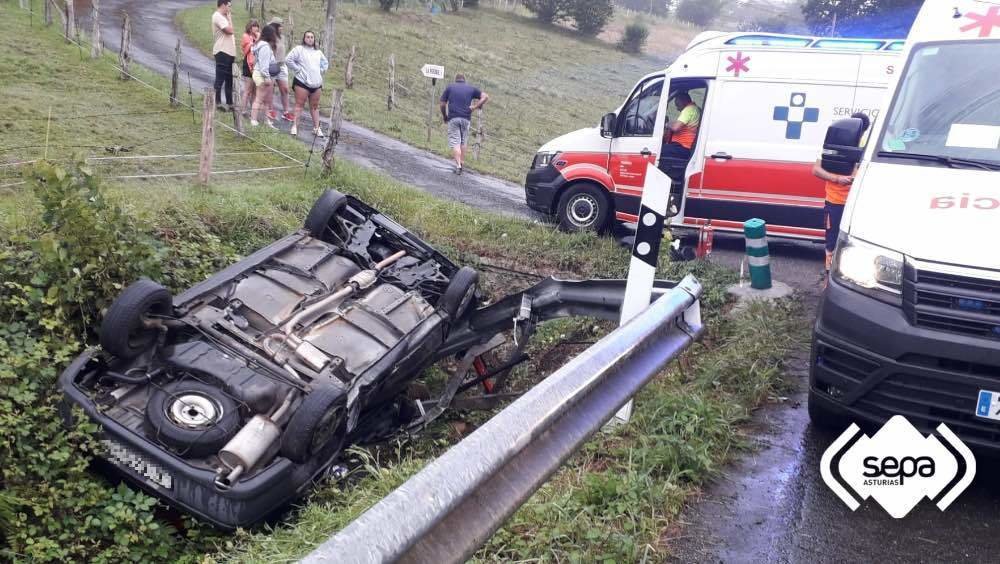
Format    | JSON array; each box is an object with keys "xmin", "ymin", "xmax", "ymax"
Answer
[
  {"xmin": 821, "ymin": 117, "xmax": 866, "ymax": 175},
  {"xmin": 600, "ymin": 113, "xmax": 616, "ymax": 138}
]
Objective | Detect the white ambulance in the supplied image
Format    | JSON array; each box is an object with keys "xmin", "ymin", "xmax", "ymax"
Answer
[
  {"xmin": 809, "ymin": 0, "xmax": 1000, "ymax": 449},
  {"xmin": 524, "ymin": 32, "xmax": 902, "ymax": 237}
]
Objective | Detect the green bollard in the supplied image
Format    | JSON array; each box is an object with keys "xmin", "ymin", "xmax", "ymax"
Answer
[{"xmin": 744, "ymin": 218, "xmax": 772, "ymax": 290}]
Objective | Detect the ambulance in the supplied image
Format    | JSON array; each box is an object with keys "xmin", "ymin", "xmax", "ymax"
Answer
[
  {"xmin": 524, "ymin": 32, "xmax": 903, "ymax": 237},
  {"xmin": 809, "ymin": 0, "xmax": 1000, "ymax": 449}
]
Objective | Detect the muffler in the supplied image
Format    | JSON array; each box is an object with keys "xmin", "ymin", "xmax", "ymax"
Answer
[{"xmin": 214, "ymin": 391, "xmax": 296, "ymax": 490}]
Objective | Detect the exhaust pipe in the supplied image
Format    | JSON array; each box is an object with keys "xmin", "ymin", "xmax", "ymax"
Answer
[{"xmin": 214, "ymin": 391, "xmax": 298, "ymax": 491}]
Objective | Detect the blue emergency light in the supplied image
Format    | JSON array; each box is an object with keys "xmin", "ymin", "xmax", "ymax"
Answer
[{"xmin": 812, "ymin": 39, "xmax": 886, "ymax": 50}]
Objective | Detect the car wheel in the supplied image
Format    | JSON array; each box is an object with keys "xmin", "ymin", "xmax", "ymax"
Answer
[
  {"xmin": 280, "ymin": 384, "xmax": 348, "ymax": 464},
  {"xmin": 807, "ymin": 390, "xmax": 850, "ymax": 432},
  {"xmin": 146, "ymin": 380, "xmax": 243, "ymax": 458},
  {"xmin": 439, "ymin": 266, "xmax": 479, "ymax": 320},
  {"xmin": 100, "ymin": 279, "xmax": 173, "ymax": 359},
  {"xmin": 304, "ymin": 189, "xmax": 350, "ymax": 242},
  {"xmin": 556, "ymin": 183, "xmax": 611, "ymax": 233}
]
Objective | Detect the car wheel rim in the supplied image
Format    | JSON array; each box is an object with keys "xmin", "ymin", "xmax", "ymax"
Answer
[
  {"xmin": 568, "ymin": 194, "xmax": 599, "ymax": 227},
  {"xmin": 168, "ymin": 393, "xmax": 222, "ymax": 429}
]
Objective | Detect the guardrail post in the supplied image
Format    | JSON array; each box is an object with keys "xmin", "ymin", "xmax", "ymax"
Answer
[{"xmin": 744, "ymin": 218, "xmax": 772, "ymax": 290}]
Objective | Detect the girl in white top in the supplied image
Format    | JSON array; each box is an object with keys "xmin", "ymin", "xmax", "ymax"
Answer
[{"xmin": 284, "ymin": 31, "xmax": 329, "ymax": 137}]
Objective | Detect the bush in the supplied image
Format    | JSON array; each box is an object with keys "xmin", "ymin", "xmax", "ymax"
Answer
[
  {"xmin": 675, "ymin": 0, "xmax": 722, "ymax": 26},
  {"xmin": 737, "ymin": 16, "xmax": 789, "ymax": 33},
  {"xmin": 570, "ymin": 0, "xmax": 614, "ymax": 36},
  {"xmin": 523, "ymin": 0, "xmax": 571, "ymax": 24},
  {"xmin": 617, "ymin": 21, "xmax": 649, "ymax": 53},
  {"xmin": 0, "ymin": 161, "xmax": 237, "ymax": 562},
  {"xmin": 377, "ymin": 0, "xmax": 400, "ymax": 11}
]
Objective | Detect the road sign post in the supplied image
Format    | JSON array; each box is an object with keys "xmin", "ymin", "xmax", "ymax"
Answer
[{"xmin": 422, "ymin": 64, "xmax": 444, "ymax": 143}]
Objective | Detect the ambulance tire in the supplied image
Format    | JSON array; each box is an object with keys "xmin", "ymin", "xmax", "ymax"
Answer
[
  {"xmin": 556, "ymin": 183, "xmax": 611, "ymax": 233},
  {"xmin": 807, "ymin": 390, "xmax": 849, "ymax": 432}
]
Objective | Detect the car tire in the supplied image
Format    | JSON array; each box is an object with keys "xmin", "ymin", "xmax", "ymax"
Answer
[
  {"xmin": 280, "ymin": 384, "xmax": 348, "ymax": 464},
  {"xmin": 439, "ymin": 266, "xmax": 479, "ymax": 320},
  {"xmin": 100, "ymin": 279, "xmax": 173, "ymax": 359},
  {"xmin": 146, "ymin": 380, "xmax": 243, "ymax": 458},
  {"xmin": 304, "ymin": 189, "xmax": 349, "ymax": 241},
  {"xmin": 556, "ymin": 183, "xmax": 611, "ymax": 233},
  {"xmin": 807, "ymin": 390, "xmax": 850, "ymax": 432}
]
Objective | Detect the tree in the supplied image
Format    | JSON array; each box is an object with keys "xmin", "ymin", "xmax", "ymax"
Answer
[
  {"xmin": 801, "ymin": 0, "xmax": 921, "ymax": 37},
  {"xmin": 523, "ymin": 0, "xmax": 571, "ymax": 24},
  {"xmin": 571, "ymin": 0, "xmax": 614, "ymax": 36},
  {"xmin": 675, "ymin": 0, "xmax": 723, "ymax": 27}
]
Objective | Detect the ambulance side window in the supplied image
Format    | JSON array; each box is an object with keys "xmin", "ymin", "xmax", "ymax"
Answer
[{"xmin": 618, "ymin": 78, "xmax": 663, "ymax": 137}]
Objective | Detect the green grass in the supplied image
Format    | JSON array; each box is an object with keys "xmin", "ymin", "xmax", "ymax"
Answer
[
  {"xmin": 178, "ymin": 3, "xmax": 662, "ymax": 182},
  {"xmin": 2, "ymin": 3, "xmax": 804, "ymax": 561}
]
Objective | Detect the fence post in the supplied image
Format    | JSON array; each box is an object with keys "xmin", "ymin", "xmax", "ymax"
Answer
[
  {"xmin": 199, "ymin": 88, "xmax": 216, "ymax": 184},
  {"xmin": 426, "ymin": 78, "xmax": 434, "ymax": 143},
  {"xmin": 322, "ymin": 88, "xmax": 344, "ymax": 174},
  {"xmin": 286, "ymin": 9, "xmax": 294, "ymax": 54},
  {"xmin": 90, "ymin": 0, "xmax": 102, "ymax": 58},
  {"xmin": 322, "ymin": 0, "xmax": 338, "ymax": 58},
  {"xmin": 387, "ymin": 53, "xmax": 395, "ymax": 111},
  {"xmin": 232, "ymin": 62, "xmax": 244, "ymax": 135},
  {"xmin": 118, "ymin": 11, "xmax": 131, "ymax": 80},
  {"xmin": 260, "ymin": 0, "xmax": 266, "ymax": 21},
  {"xmin": 64, "ymin": 0, "xmax": 76, "ymax": 44},
  {"xmin": 170, "ymin": 39, "xmax": 181, "ymax": 106},
  {"xmin": 344, "ymin": 45, "xmax": 355, "ymax": 89},
  {"xmin": 44, "ymin": 0, "xmax": 52, "ymax": 26},
  {"xmin": 474, "ymin": 106, "xmax": 485, "ymax": 159}
]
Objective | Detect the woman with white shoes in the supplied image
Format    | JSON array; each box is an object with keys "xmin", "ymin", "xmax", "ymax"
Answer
[
  {"xmin": 284, "ymin": 31, "xmax": 329, "ymax": 138},
  {"xmin": 249, "ymin": 25, "xmax": 279, "ymax": 129}
]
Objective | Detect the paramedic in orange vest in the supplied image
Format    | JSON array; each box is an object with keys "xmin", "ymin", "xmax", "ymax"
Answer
[
  {"xmin": 660, "ymin": 91, "xmax": 701, "ymax": 164},
  {"xmin": 812, "ymin": 112, "xmax": 871, "ymax": 274}
]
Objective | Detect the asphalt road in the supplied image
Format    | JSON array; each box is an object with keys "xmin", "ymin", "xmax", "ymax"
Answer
[
  {"xmin": 80, "ymin": 0, "xmax": 535, "ymax": 220},
  {"xmin": 75, "ymin": 3, "xmax": 999, "ymax": 560}
]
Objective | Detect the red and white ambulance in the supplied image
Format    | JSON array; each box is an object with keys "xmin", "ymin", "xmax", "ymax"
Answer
[{"xmin": 524, "ymin": 31, "xmax": 903, "ymax": 238}]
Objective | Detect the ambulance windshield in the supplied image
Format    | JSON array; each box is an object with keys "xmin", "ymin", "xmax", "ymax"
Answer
[{"xmin": 879, "ymin": 41, "xmax": 1000, "ymax": 167}]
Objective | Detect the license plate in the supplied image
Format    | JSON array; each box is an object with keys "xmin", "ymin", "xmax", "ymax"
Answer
[{"xmin": 975, "ymin": 390, "xmax": 1000, "ymax": 421}]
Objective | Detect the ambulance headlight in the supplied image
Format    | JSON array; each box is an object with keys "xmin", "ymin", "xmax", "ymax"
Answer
[
  {"xmin": 833, "ymin": 234, "xmax": 903, "ymax": 303},
  {"xmin": 532, "ymin": 151, "xmax": 560, "ymax": 169}
]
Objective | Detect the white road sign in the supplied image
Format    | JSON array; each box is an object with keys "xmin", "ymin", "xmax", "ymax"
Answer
[{"xmin": 421, "ymin": 64, "xmax": 445, "ymax": 79}]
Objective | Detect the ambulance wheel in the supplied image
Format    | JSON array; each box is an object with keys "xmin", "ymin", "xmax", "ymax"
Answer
[
  {"xmin": 557, "ymin": 183, "xmax": 611, "ymax": 233},
  {"xmin": 807, "ymin": 389, "xmax": 850, "ymax": 432}
]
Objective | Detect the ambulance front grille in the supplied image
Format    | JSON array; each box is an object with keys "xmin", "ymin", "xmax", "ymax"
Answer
[{"xmin": 905, "ymin": 266, "xmax": 1000, "ymax": 341}]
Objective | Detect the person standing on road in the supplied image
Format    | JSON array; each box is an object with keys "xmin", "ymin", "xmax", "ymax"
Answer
[
  {"xmin": 249, "ymin": 25, "xmax": 279, "ymax": 128},
  {"xmin": 812, "ymin": 111, "xmax": 871, "ymax": 274},
  {"xmin": 285, "ymin": 31, "xmax": 329, "ymax": 138},
  {"xmin": 212, "ymin": 0, "xmax": 237, "ymax": 112},
  {"xmin": 239, "ymin": 19, "xmax": 261, "ymax": 116},
  {"xmin": 265, "ymin": 18, "xmax": 293, "ymax": 123},
  {"xmin": 439, "ymin": 73, "xmax": 489, "ymax": 174}
]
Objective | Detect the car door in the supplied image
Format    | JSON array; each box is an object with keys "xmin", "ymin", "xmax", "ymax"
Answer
[{"xmin": 609, "ymin": 76, "xmax": 666, "ymax": 218}]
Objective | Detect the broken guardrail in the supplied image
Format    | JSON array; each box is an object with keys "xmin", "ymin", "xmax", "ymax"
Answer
[{"xmin": 301, "ymin": 274, "xmax": 703, "ymax": 564}]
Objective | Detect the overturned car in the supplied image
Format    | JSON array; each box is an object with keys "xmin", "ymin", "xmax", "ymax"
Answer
[{"xmin": 60, "ymin": 189, "xmax": 675, "ymax": 529}]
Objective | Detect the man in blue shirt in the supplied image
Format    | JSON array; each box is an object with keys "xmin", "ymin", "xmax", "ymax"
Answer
[{"xmin": 440, "ymin": 73, "xmax": 490, "ymax": 174}]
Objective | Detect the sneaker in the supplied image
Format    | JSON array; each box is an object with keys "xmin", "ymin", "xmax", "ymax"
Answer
[
  {"xmin": 249, "ymin": 119, "xmax": 260, "ymax": 127},
  {"xmin": 267, "ymin": 110, "xmax": 277, "ymax": 120},
  {"xmin": 283, "ymin": 112, "xmax": 295, "ymax": 122},
  {"xmin": 314, "ymin": 128, "xmax": 325, "ymax": 138},
  {"xmin": 290, "ymin": 124, "xmax": 298, "ymax": 136},
  {"xmin": 265, "ymin": 120, "xmax": 278, "ymax": 130}
]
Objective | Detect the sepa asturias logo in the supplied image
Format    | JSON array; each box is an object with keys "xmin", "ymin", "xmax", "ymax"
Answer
[{"xmin": 820, "ymin": 416, "xmax": 976, "ymax": 518}]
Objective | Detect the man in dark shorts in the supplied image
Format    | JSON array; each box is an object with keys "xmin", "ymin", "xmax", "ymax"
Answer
[{"xmin": 440, "ymin": 73, "xmax": 489, "ymax": 174}]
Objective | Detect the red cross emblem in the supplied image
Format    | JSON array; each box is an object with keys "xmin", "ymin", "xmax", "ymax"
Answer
[
  {"xmin": 960, "ymin": 6, "xmax": 1000, "ymax": 37},
  {"xmin": 726, "ymin": 51, "xmax": 751, "ymax": 77}
]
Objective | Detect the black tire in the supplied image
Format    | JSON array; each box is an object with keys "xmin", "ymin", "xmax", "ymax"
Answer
[
  {"xmin": 808, "ymin": 390, "xmax": 850, "ymax": 432},
  {"xmin": 100, "ymin": 279, "xmax": 173, "ymax": 359},
  {"xmin": 146, "ymin": 380, "xmax": 243, "ymax": 458},
  {"xmin": 280, "ymin": 385, "xmax": 348, "ymax": 464},
  {"xmin": 439, "ymin": 266, "xmax": 479, "ymax": 320},
  {"xmin": 304, "ymin": 189, "xmax": 350, "ymax": 241},
  {"xmin": 556, "ymin": 183, "xmax": 611, "ymax": 233}
]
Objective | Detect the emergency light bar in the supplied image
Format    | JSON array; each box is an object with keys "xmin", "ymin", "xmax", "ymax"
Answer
[{"xmin": 725, "ymin": 34, "xmax": 904, "ymax": 51}]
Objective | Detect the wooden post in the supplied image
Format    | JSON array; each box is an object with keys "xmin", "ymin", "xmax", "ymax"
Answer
[
  {"xmin": 260, "ymin": 0, "xmax": 265, "ymax": 21},
  {"xmin": 199, "ymin": 88, "xmax": 216, "ymax": 184},
  {"xmin": 170, "ymin": 39, "xmax": 181, "ymax": 106},
  {"xmin": 321, "ymin": 0, "xmax": 338, "ymax": 59},
  {"xmin": 118, "ymin": 11, "xmax": 131, "ymax": 80},
  {"xmin": 64, "ymin": 0, "xmax": 76, "ymax": 44},
  {"xmin": 474, "ymin": 106, "xmax": 485, "ymax": 160},
  {"xmin": 286, "ymin": 9, "xmax": 294, "ymax": 54},
  {"xmin": 426, "ymin": 78, "xmax": 435, "ymax": 143},
  {"xmin": 322, "ymin": 88, "xmax": 344, "ymax": 174},
  {"xmin": 90, "ymin": 0, "xmax": 103, "ymax": 58},
  {"xmin": 232, "ymin": 62, "xmax": 244, "ymax": 135},
  {"xmin": 387, "ymin": 53, "xmax": 395, "ymax": 111},
  {"xmin": 44, "ymin": 0, "xmax": 52, "ymax": 26},
  {"xmin": 344, "ymin": 45, "xmax": 355, "ymax": 89}
]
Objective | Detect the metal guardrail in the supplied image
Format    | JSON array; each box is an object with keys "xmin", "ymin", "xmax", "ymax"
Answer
[{"xmin": 301, "ymin": 274, "xmax": 704, "ymax": 564}]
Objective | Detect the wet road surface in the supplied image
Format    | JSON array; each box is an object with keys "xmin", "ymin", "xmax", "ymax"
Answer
[{"xmin": 82, "ymin": 0, "xmax": 536, "ymax": 219}]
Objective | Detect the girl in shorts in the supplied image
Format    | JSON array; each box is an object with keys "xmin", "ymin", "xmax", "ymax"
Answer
[
  {"xmin": 249, "ymin": 25, "xmax": 278, "ymax": 128},
  {"xmin": 239, "ymin": 19, "xmax": 260, "ymax": 116},
  {"xmin": 284, "ymin": 31, "xmax": 329, "ymax": 137}
]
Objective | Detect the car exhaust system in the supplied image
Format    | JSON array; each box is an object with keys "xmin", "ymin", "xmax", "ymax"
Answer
[{"xmin": 214, "ymin": 391, "xmax": 296, "ymax": 490}]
